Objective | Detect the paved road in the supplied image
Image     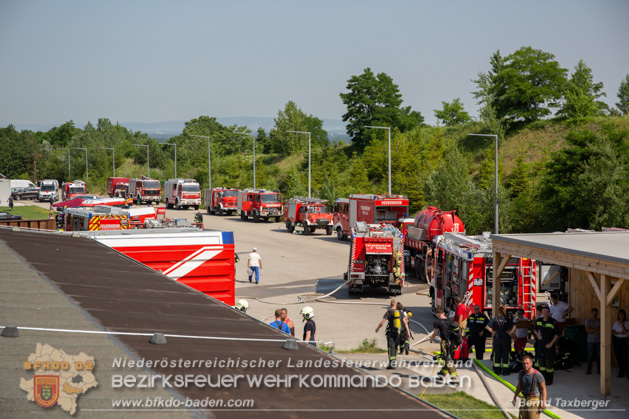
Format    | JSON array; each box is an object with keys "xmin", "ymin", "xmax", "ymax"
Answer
[{"xmin": 30, "ymin": 198, "xmax": 439, "ymax": 353}]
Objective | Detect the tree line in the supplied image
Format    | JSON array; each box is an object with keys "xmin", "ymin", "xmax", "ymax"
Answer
[{"xmin": 1, "ymin": 45, "xmax": 628, "ymax": 234}]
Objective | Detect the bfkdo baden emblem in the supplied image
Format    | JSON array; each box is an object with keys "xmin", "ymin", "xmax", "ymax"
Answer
[{"xmin": 34, "ymin": 375, "xmax": 60, "ymax": 408}]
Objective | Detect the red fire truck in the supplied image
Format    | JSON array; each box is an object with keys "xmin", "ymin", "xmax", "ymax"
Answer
[
  {"xmin": 107, "ymin": 177, "xmax": 130, "ymax": 198},
  {"xmin": 333, "ymin": 194, "xmax": 409, "ymax": 241},
  {"xmin": 400, "ymin": 206, "xmax": 465, "ymax": 282},
  {"xmin": 129, "ymin": 177, "xmax": 162, "ymax": 205},
  {"xmin": 163, "ymin": 178, "xmax": 201, "ymax": 210},
  {"xmin": 284, "ymin": 197, "xmax": 334, "ymax": 235},
  {"xmin": 92, "ymin": 230, "xmax": 236, "ymax": 305},
  {"xmin": 237, "ymin": 188, "xmax": 283, "ymax": 222},
  {"xmin": 203, "ymin": 187, "xmax": 238, "ymax": 215},
  {"xmin": 62, "ymin": 180, "xmax": 86, "ymax": 200},
  {"xmin": 345, "ymin": 222, "xmax": 405, "ymax": 296},
  {"xmin": 429, "ymin": 232, "xmax": 536, "ymax": 319}
]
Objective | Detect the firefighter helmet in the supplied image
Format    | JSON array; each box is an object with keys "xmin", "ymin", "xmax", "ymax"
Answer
[
  {"xmin": 300, "ymin": 306, "xmax": 315, "ymax": 320},
  {"xmin": 235, "ymin": 299, "xmax": 249, "ymax": 313}
]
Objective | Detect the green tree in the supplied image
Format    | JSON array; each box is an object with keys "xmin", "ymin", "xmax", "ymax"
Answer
[
  {"xmin": 617, "ymin": 74, "xmax": 629, "ymax": 115},
  {"xmin": 484, "ymin": 46, "xmax": 568, "ymax": 122},
  {"xmin": 539, "ymin": 129, "xmax": 629, "ymax": 231},
  {"xmin": 340, "ymin": 68, "xmax": 423, "ymax": 149},
  {"xmin": 269, "ymin": 101, "xmax": 328, "ymax": 156},
  {"xmin": 472, "ymin": 50, "xmax": 505, "ymax": 108},
  {"xmin": 559, "ymin": 59, "xmax": 608, "ymax": 119},
  {"xmin": 434, "ymin": 98, "xmax": 471, "ymax": 126}
]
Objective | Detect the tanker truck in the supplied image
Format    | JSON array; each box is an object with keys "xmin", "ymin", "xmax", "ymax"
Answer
[{"xmin": 400, "ymin": 206, "xmax": 464, "ymax": 282}]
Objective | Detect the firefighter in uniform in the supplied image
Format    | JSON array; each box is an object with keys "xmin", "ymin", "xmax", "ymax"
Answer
[
  {"xmin": 534, "ymin": 305, "xmax": 560, "ymax": 385},
  {"xmin": 465, "ymin": 305, "xmax": 489, "ymax": 360},
  {"xmin": 430, "ymin": 307, "xmax": 459, "ymax": 383},
  {"xmin": 375, "ymin": 300, "xmax": 400, "ymax": 369}
]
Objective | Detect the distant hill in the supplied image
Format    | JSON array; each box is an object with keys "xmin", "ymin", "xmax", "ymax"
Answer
[{"xmin": 11, "ymin": 117, "xmax": 350, "ymax": 142}]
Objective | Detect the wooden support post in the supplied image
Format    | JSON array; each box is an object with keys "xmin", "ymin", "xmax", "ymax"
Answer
[
  {"xmin": 492, "ymin": 252, "xmax": 510, "ymax": 318},
  {"xmin": 600, "ymin": 274, "xmax": 611, "ymax": 396}
]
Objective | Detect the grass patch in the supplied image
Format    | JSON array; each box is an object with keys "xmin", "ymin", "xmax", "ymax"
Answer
[
  {"xmin": 332, "ymin": 338, "xmax": 387, "ymax": 354},
  {"xmin": 422, "ymin": 391, "xmax": 515, "ymax": 419},
  {"xmin": 0, "ymin": 206, "xmax": 52, "ymax": 219}
]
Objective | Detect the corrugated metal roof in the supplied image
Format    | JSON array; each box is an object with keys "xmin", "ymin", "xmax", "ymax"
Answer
[{"xmin": 0, "ymin": 229, "xmax": 446, "ymax": 418}]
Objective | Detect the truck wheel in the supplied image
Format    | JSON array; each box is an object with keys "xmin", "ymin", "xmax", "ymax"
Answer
[
  {"xmin": 175, "ymin": 199, "xmax": 180, "ymax": 209},
  {"xmin": 241, "ymin": 212, "xmax": 248, "ymax": 221},
  {"xmin": 326, "ymin": 226, "xmax": 333, "ymax": 236},
  {"xmin": 286, "ymin": 221, "xmax": 294, "ymax": 232},
  {"xmin": 166, "ymin": 199, "xmax": 173, "ymax": 209},
  {"xmin": 194, "ymin": 205, "xmax": 199, "ymax": 211},
  {"xmin": 336, "ymin": 228, "xmax": 343, "ymax": 241},
  {"xmin": 207, "ymin": 206, "xmax": 212, "ymax": 214},
  {"xmin": 218, "ymin": 207, "xmax": 223, "ymax": 216},
  {"xmin": 304, "ymin": 225, "xmax": 310, "ymax": 235},
  {"xmin": 253, "ymin": 211, "xmax": 260, "ymax": 223},
  {"xmin": 275, "ymin": 216, "xmax": 281, "ymax": 223},
  {"xmin": 310, "ymin": 226, "xmax": 317, "ymax": 234}
]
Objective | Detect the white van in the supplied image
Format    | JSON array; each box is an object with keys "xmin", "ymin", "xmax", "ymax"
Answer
[
  {"xmin": 10, "ymin": 179, "xmax": 37, "ymax": 191},
  {"xmin": 38, "ymin": 179, "xmax": 60, "ymax": 202}
]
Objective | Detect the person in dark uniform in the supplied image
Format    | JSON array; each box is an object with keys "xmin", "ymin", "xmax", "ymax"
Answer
[
  {"xmin": 375, "ymin": 299, "xmax": 400, "ymax": 369},
  {"xmin": 430, "ymin": 307, "xmax": 459, "ymax": 382},
  {"xmin": 465, "ymin": 305, "xmax": 489, "ymax": 360},
  {"xmin": 534, "ymin": 305, "xmax": 560, "ymax": 385},
  {"xmin": 487, "ymin": 305, "xmax": 516, "ymax": 375}
]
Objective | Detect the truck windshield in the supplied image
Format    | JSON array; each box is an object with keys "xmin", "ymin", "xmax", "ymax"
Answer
[
  {"xmin": 41, "ymin": 185, "xmax": 56, "ymax": 192},
  {"xmin": 115, "ymin": 185, "xmax": 127, "ymax": 190},
  {"xmin": 143, "ymin": 180, "xmax": 160, "ymax": 189},
  {"xmin": 261, "ymin": 194, "xmax": 280, "ymax": 203},
  {"xmin": 182, "ymin": 184, "xmax": 200, "ymax": 192},
  {"xmin": 70, "ymin": 187, "xmax": 85, "ymax": 194},
  {"xmin": 222, "ymin": 190, "xmax": 237, "ymax": 197},
  {"xmin": 309, "ymin": 206, "xmax": 328, "ymax": 213}
]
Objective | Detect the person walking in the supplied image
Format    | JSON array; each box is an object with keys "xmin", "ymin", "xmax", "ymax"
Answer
[
  {"xmin": 8, "ymin": 195, "xmax": 14, "ymax": 211},
  {"xmin": 513, "ymin": 353, "xmax": 547, "ymax": 419},
  {"xmin": 282, "ymin": 308, "xmax": 295, "ymax": 337},
  {"xmin": 247, "ymin": 247, "xmax": 262, "ymax": 284},
  {"xmin": 549, "ymin": 293, "xmax": 573, "ymax": 335},
  {"xmin": 300, "ymin": 306, "xmax": 317, "ymax": 347},
  {"xmin": 269, "ymin": 309, "xmax": 291, "ymax": 334},
  {"xmin": 487, "ymin": 305, "xmax": 516, "ymax": 375},
  {"xmin": 465, "ymin": 305, "xmax": 489, "ymax": 360},
  {"xmin": 429, "ymin": 307, "xmax": 459, "ymax": 383},
  {"xmin": 376, "ymin": 299, "xmax": 401, "ymax": 369},
  {"xmin": 612, "ymin": 308, "xmax": 629, "ymax": 379},
  {"xmin": 534, "ymin": 305, "xmax": 560, "ymax": 385},
  {"xmin": 585, "ymin": 308, "xmax": 600, "ymax": 375}
]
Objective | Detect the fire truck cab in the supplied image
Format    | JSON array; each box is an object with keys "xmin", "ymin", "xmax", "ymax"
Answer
[
  {"xmin": 237, "ymin": 189, "xmax": 283, "ymax": 222},
  {"xmin": 284, "ymin": 197, "xmax": 333, "ymax": 235},
  {"xmin": 129, "ymin": 177, "xmax": 162, "ymax": 205},
  {"xmin": 62, "ymin": 180, "xmax": 86, "ymax": 201},
  {"xmin": 163, "ymin": 178, "xmax": 201, "ymax": 210},
  {"xmin": 333, "ymin": 194, "xmax": 409, "ymax": 242},
  {"xmin": 203, "ymin": 187, "xmax": 238, "ymax": 215},
  {"xmin": 430, "ymin": 232, "xmax": 536, "ymax": 319}
]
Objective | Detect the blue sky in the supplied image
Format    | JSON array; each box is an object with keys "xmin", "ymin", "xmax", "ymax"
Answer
[{"xmin": 1, "ymin": 0, "xmax": 627, "ymax": 128}]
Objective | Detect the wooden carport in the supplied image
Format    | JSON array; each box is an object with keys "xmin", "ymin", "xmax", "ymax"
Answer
[{"xmin": 490, "ymin": 231, "xmax": 629, "ymax": 396}]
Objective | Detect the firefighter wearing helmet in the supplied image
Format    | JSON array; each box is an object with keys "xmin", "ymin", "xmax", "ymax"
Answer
[
  {"xmin": 235, "ymin": 299, "xmax": 249, "ymax": 313},
  {"xmin": 300, "ymin": 307, "xmax": 317, "ymax": 347}
]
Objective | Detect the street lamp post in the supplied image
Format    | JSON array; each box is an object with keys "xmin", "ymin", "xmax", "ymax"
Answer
[
  {"xmin": 365, "ymin": 125, "xmax": 392, "ymax": 195},
  {"xmin": 287, "ymin": 130, "xmax": 312, "ymax": 198},
  {"xmin": 101, "ymin": 148, "xmax": 115, "ymax": 177},
  {"xmin": 132, "ymin": 144, "xmax": 150, "ymax": 178},
  {"xmin": 164, "ymin": 143, "xmax": 177, "ymax": 178},
  {"xmin": 73, "ymin": 148, "xmax": 88, "ymax": 179},
  {"xmin": 467, "ymin": 133, "xmax": 499, "ymax": 235},
  {"xmin": 59, "ymin": 148, "xmax": 70, "ymax": 178},
  {"xmin": 232, "ymin": 132, "xmax": 256, "ymax": 189},
  {"xmin": 190, "ymin": 135, "xmax": 211, "ymax": 190}
]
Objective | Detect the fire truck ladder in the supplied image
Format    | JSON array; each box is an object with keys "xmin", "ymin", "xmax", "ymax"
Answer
[
  {"xmin": 290, "ymin": 197, "xmax": 328, "ymax": 204},
  {"xmin": 519, "ymin": 258, "xmax": 536, "ymax": 319}
]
